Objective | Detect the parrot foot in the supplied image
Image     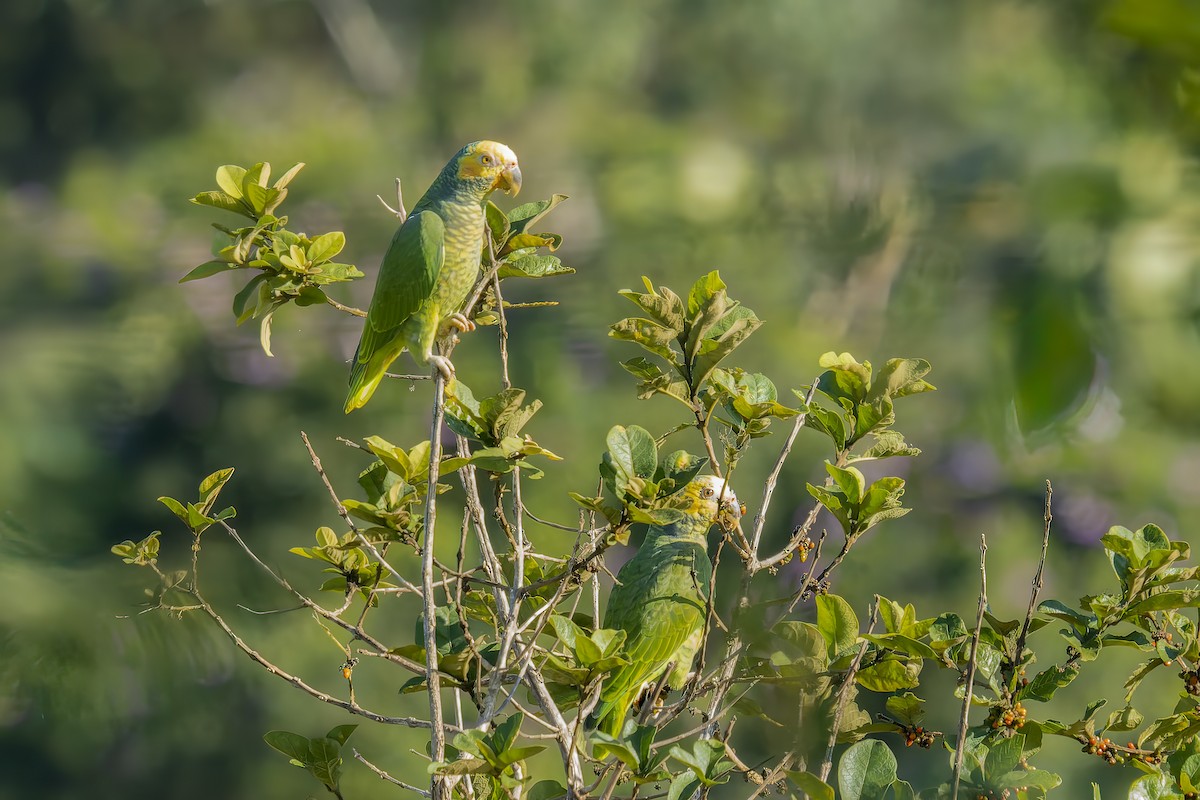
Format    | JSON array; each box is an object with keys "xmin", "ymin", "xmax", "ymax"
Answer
[
  {"xmin": 440, "ymin": 313, "xmax": 476, "ymax": 337},
  {"xmin": 428, "ymin": 355, "xmax": 456, "ymax": 381}
]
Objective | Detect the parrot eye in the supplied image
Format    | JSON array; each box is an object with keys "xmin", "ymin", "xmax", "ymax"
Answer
[
  {"xmin": 700, "ymin": 486, "xmax": 714, "ymax": 499},
  {"xmin": 480, "ymin": 153, "xmax": 494, "ymax": 166}
]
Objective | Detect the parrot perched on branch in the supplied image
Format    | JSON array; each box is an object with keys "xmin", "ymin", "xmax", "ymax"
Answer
[
  {"xmin": 591, "ymin": 475, "xmax": 742, "ymax": 737},
  {"xmin": 344, "ymin": 141, "xmax": 522, "ymax": 413}
]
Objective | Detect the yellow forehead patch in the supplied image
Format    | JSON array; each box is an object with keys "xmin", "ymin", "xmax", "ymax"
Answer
[
  {"xmin": 475, "ymin": 140, "xmax": 517, "ymax": 165},
  {"xmin": 457, "ymin": 140, "xmax": 519, "ymax": 179}
]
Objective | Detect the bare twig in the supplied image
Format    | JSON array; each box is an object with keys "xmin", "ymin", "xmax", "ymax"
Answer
[
  {"xmin": 353, "ymin": 748, "xmax": 431, "ymax": 797},
  {"xmin": 301, "ymin": 431, "xmax": 360, "ymax": 535},
  {"xmin": 1013, "ymin": 481, "xmax": 1052, "ymax": 676},
  {"xmin": 187, "ymin": 582, "xmax": 440, "ymax": 728},
  {"xmin": 422, "ymin": 372, "xmax": 449, "ymax": 800},
  {"xmin": 952, "ymin": 534, "xmax": 989, "ymax": 799},
  {"xmin": 376, "ymin": 177, "xmax": 408, "ymax": 222},
  {"xmin": 216, "ymin": 520, "xmax": 426, "ymax": 674},
  {"xmin": 818, "ymin": 600, "xmax": 878, "ymax": 782},
  {"xmin": 326, "ymin": 296, "xmax": 367, "ymax": 317},
  {"xmin": 749, "ymin": 380, "xmax": 818, "ymax": 558},
  {"xmin": 757, "ymin": 501, "xmax": 823, "ymax": 572}
]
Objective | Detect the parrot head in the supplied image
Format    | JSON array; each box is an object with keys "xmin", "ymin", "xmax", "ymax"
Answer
[
  {"xmin": 675, "ymin": 475, "xmax": 742, "ymax": 532},
  {"xmin": 454, "ymin": 140, "xmax": 522, "ymax": 196}
]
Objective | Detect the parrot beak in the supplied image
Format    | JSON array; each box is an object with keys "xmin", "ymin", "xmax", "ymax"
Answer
[
  {"xmin": 716, "ymin": 487, "xmax": 742, "ymax": 530},
  {"xmin": 497, "ymin": 163, "xmax": 522, "ymax": 196}
]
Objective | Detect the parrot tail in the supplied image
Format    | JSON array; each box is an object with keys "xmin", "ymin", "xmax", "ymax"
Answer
[
  {"xmin": 344, "ymin": 362, "xmax": 381, "ymax": 413},
  {"xmin": 587, "ymin": 693, "xmax": 634, "ymax": 738},
  {"xmin": 344, "ymin": 350, "xmax": 394, "ymax": 413}
]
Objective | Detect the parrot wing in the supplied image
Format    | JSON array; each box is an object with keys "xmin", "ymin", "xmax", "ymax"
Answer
[
  {"xmin": 593, "ymin": 553, "xmax": 704, "ymax": 735},
  {"xmin": 345, "ymin": 210, "xmax": 445, "ymax": 412}
]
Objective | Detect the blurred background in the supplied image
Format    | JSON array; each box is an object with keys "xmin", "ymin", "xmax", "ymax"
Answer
[{"xmin": 3, "ymin": 0, "xmax": 1200, "ymax": 795}]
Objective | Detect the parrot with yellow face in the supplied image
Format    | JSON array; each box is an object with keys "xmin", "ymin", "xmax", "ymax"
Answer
[
  {"xmin": 344, "ymin": 141, "xmax": 521, "ymax": 412},
  {"xmin": 591, "ymin": 475, "xmax": 742, "ymax": 736}
]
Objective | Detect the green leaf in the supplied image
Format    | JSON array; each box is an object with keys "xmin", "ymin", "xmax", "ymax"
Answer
[
  {"xmin": 307, "ymin": 232, "xmax": 346, "ymax": 264},
  {"xmin": 272, "ymin": 162, "xmax": 305, "ymax": 190},
  {"xmin": 686, "ymin": 270, "xmax": 726, "ymax": 317},
  {"xmin": 837, "ymin": 739, "xmax": 897, "ymax": 800},
  {"xmin": 1129, "ymin": 589, "xmax": 1200, "ymax": 615},
  {"xmin": 1127, "ymin": 772, "xmax": 1180, "ymax": 800},
  {"xmin": 817, "ymin": 352, "xmax": 872, "ymax": 404},
  {"xmin": 856, "ymin": 657, "xmax": 920, "ymax": 692},
  {"xmin": 191, "ymin": 191, "xmax": 252, "ymax": 217},
  {"xmin": 492, "ymin": 713, "xmax": 523, "ymax": 754},
  {"xmin": 827, "ymin": 463, "xmax": 866, "ymax": 504},
  {"xmin": 1022, "ymin": 663, "xmax": 1079, "ymax": 702},
  {"xmin": 691, "ymin": 308, "xmax": 763, "ymax": 388},
  {"xmin": 669, "ymin": 739, "xmax": 731, "ymax": 786},
  {"xmin": 232, "ymin": 274, "xmax": 268, "ymax": 324},
  {"xmin": 158, "ymin": 495, "xmax": 189, "ymax": 525},
  {"xmin": 868, "ymin": 358, "xmax": 935, "ymax": 401},
  {"xmin": 786, "ymin": 771, "xmax": 835, "ymax": 800},
  {"xmin": 507, "ymin": 194, "xmax": 568, "ymax": 236},
  {"xmin": 498, "ymin": 254, "xmax": 575, "ymax": 279},
  {"xmin": 984, "ymin": 735, "xmax": 1023, "ymax": 784},
  {"xmin": 198, "ymin": 467, "xmax": 235, "ymax": 514},
  {"xmin": 486, "ymin": 200, "xmax": 510, "ymax": 243},
  {"xmin": 606, "ymin": 424, "xmax": 658, "ymax": 484},
  {"xmin": 618, "ymin": 282, "xmax": 687, "ymax": 331},
  {"xmin": 216, "ymin": 165, "xmax": 247, "ymax": 198},
  {"xmin": 259, "ymin": 310, "xmax": 275, "ymax": 357},
  {"xmin": 306, "ymin": 737, "xmax": 342, "ymax": 789},
  {"xmin": 803, "ymin": 402, "xmax": 848, "ymax": 450},
  {"xmin": 324, "ymin": 724, "xmax": 357, "ymax": 746},
  {"xmin": 667, "ymin": 772, "xmax": 701, "ymax": 800},
  {"xmin": 263, "ymin": 730, "xmax": 311, "ymax": 766},
  {"xmin": 528, "ymin": 781, "xmax": 567, "ymax": 800},
  {"xmin": 817, "ymin": 594, "xmax": 860, "ymax": 658},
  {"xmin": 884, "ymin": 693, "xmax": 926, "ymax": 727},
  {"xmin": 610, "ymin": 317, "xmax": 680, "ymax": 364},
  {"xmin": 180, "ymin": 260, "xmax": 240, "ymax": 283}
]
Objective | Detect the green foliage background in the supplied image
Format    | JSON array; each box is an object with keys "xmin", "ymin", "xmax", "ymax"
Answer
[{"xmin": 4, "ymin": 0, "xmax": 1200, "ymax": 796}]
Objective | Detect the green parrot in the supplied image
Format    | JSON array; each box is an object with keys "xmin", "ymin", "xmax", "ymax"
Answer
[
  {"xmin": 344, "ymin": 141, "xmax": 522, "ymax": 413},
  {"xmin": 591, "ymin": 475, "xmax": 742, "ymax": 737}
]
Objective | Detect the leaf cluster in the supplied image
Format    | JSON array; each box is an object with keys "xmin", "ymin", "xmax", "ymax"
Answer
[{"xmin": 186, "ymin": 162, "xmax": 363, "ymax": 355}]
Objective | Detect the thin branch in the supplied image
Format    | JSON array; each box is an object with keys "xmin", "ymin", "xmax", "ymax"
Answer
[
  {"xmin": 353, "ymin": 748, "xmax": 431, "ymax": 797},
  {"xmin": 216, "ymin": 520, "xmax": 425, "ymax": 673},
  {"xmin": 818, "ymin": 600, "xmax": 878, "ymax": 783},
  {"xmin": 952, "ymin": 534, "xmax": 989, "ymax": 799},
  {"xmin": 301, "ymin": 431, "xmax": 361, "ymax": 536},
  {"xmin": 326, "ymin": 296, "xmax": 367, "ymax": 317},
  {"xmin": 190, "ymin": 586, "xmax": 440, "ymax": 729},
  {"xmin": 757, "ymin": 501, "xmax": 823, "ymax": 572},
  {"xmin": 749, "ymin": 381, "xmax": 818, "ymax": 558},
  {"xmin": 422, "ymin": 371, "xmax": 449, "ymax": 799},
  {"xmin": 376, "ymin": 177, "xmax": 408, "ymax": 222},
  {"xmin": 1013, "ymin": 480, "xmax": 1052, "ymax": 677}
]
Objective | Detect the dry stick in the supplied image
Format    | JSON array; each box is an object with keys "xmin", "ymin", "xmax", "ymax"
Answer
[
  {"xmin": 422, "ymin": 372, "xmax": 449, "ymax": 799},
  {"xmin": 951, "ymin": 534, "xmax": 989, "ymax": 799},
  {"xmin": 377, "ymin": 177, "xmax": 408, "ymax": 223},
  {"xmin": 216, "ymin": 519, "xmax": 428, "ymax": 676},
  {"xmin": 299, "ymin": 431, "xmax": 412, "ymax": 624},
  {"xmin": 1014, "ymin": 481, "xmax": 1053, "ymax": 673},
  {"xmin": 326, "ymin": 296, "xmax": 367, "ymax": 317},
  {"xmin": 749, "ymin": 381, "xmax": 818, "ymax": 559},
  {"xmin": 353, "ymin": 748, "xmax": 432, "ymax": 798},
  {"xmin": 182, "ymin": 578, "xmax": 436, "ymax": 728},
  {"xmin": 818, "ymin": 600, "xmax": 879, "ymax": 783}
]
